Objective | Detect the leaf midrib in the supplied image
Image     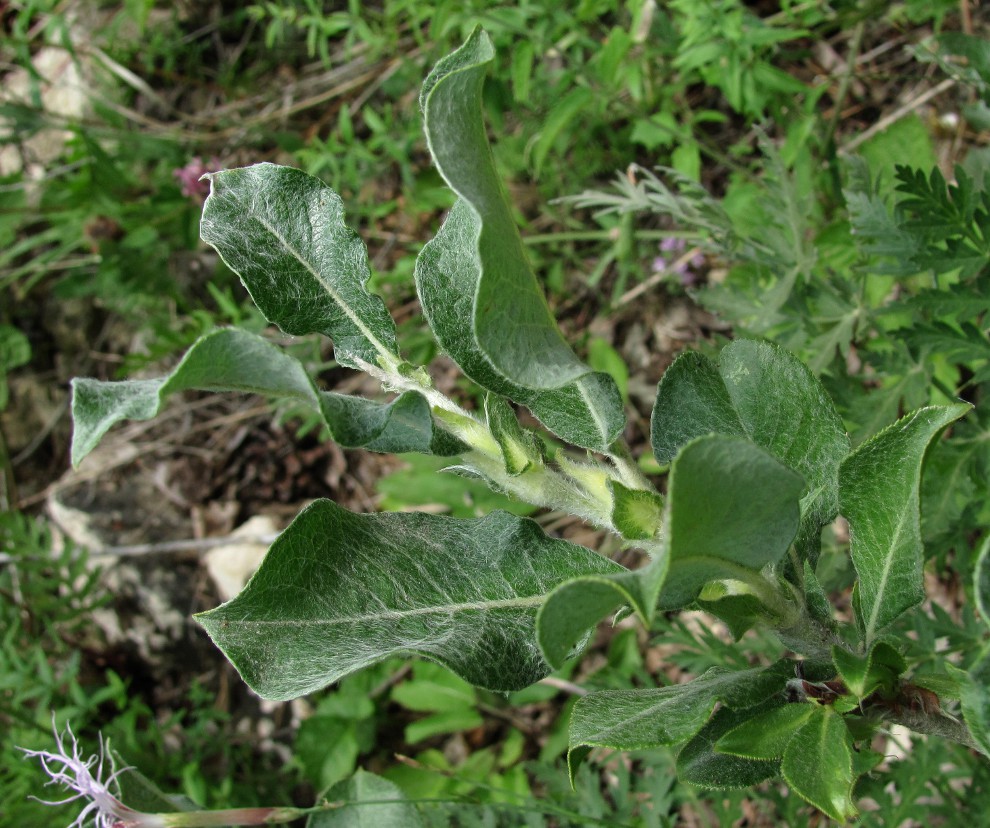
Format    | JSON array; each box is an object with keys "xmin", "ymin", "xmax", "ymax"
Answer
[
  {"xmin": 864, "ymin": 494, "xmax": 913, "ymax": 643},
  {"xmin": 252, "ymin": 212, "xmax": 394, "ymax": 361},
  {"xmin": 219, "ymin": 593, "xmax": 546, "ymax": 628}
]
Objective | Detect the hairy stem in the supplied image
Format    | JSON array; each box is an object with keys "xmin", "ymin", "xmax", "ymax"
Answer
[
  {"xmin": 880, "ymin": 707, "xmax": 984, "ymax": 755},
  {"xmin": 777, "ymin": 615, "xmax": 844, "ymax": 663},
  {"xmin": 357, "ymin": 355, "xmax": 623, "ymax": 531},
  {"xmin": 607, "ymin": 442, "xmax": 656, "ymax": 493}
]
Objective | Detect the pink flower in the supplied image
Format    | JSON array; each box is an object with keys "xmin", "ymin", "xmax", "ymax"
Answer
[
  {"xmin": 20, "ymin": 720, "xmax": 163, "ymax": 828},
  {"xmin": 173, "ymin": 157, "xmax": 220, "ymax": 200},
  {"xmin": 651, "ymin": 237, "xmax": 705, "ymax": 286},
  {"xmin": 20, "ymin": 718, "xmax": 308, "ymax": 828}
]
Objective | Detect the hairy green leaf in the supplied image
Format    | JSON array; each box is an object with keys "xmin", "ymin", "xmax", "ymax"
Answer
[
  {"xmin": 660, "ymin": 435, "xmax": 804, "ymax": 610},
  {"xmin": 959, "ymin": 542, "xmax": 990, "ymax": 757},
  {"xmin": 976, "ymin": 536, "xmax": 990, "ymax": 627},
  {"xmin": 200, "ymin": 164, "xmax": 399, "ymax": 370},
  {"xmin": 839, "ymin": 403, "xmax": 970, "ymax": 643},
  {"xmin": 196, "ymin": 500, "xmax": 617, "ymax": 699},
  {"xmin": 542, "ymin": 435, "xmax": 803, "ymax": 658},
  {"xmin": 676, "ymin": 705, "xmax": 782, "ymax": 789},
  {"xmin": 781, "ymin": 706, "xmax": 857, "ymax": 822},
  {"xmin": 414, "ymin": 27, "xmax": 625, "ymax": 451},
  {"xmin": 70, "ymin": 328, "xmax": 461, "ymax": 467},
  {"xmin": 536, "ymin": 557, "xmax": 664, "ymax": 669},
  {"xmin": 309, "ymin": 769, "xmax": 424, "ymax": 828},
  {"xmin": 484, "ymin": 393, "xmax": 541, "ymax": 476},
  {"xmin": 695, "ymin": 593, "xmax": 766, "ymax": 640},
  {"xmin": 568, "ymin": 662, "xmax": 791, "ymax": 765},
  {"xmin": 715, "ymin": 702, "xmax": 814, "ymax": 760},
  {"xmin": 831, "ymin": 642, "xmax": 905, "ymax": 699},
  {"xmin": 802, "ymin": 561, "xmax": 837, "ymax": 632},
  {"xmin": 609, "ymin": 480, "xmax": 664, "ymax": 541},
  {"xmin": 652, "ymin": 340, "xmax": 849, "ymax": 562},
  {"xmin": 949, "ymin": 655, "xmax": 990, "ymax": 758}
]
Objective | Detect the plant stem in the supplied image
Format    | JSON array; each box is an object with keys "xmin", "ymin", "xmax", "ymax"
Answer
[
  {"xmin": 607, "ymin": 443, "xmax": 655, "ymax": 492},
  {"xmin": 880, "ymin": 707, "xmax": 984, "ymax": 755},
  {"xmin": 823, "ymin": 20, "xmax": 865, "ymax": 150},
  {"xmin": 158, "ymin": 805, "xmax": 308, "ymax": 826},
  {"xmin": 464, "ymin": 449, "xmax": 614, "ymax": 530},
  {"xmin": 777, "ymin": 614, "xmax": 843, "ymax": 663},
  {"xmin": 359, "ymin": 356, "xmax": 626, "ymax": 533},
  {"xmin": 0, "ymin": 423, "xmax": 16, "ymax": 511}
]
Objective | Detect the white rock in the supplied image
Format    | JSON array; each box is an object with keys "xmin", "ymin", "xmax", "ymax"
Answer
[{"xmin": 204, "ymin": 515, "xmax": 279, "ymax": 603}]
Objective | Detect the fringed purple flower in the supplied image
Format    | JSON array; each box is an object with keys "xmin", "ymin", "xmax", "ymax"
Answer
[
  {"xmin": 20, "ymin": 720, "xmax": 162, "ymax": 828},
  {"xmin": 21, "ymin": 718, "xmax": 308, "ymax": 827}
]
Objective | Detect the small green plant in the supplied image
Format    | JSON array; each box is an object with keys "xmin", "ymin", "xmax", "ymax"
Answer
[{"xmin": 59, "ymin": 29, "xmax": 989, "ymax": 825}]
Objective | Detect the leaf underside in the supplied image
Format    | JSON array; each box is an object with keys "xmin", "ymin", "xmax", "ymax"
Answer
[
  {"xmin": 414, "ymin": 27, "xmax": 624, "ymax": 452},
  {"xmin": 70, "ymin": 328, "xmax": 461, "ymax": 467},
  {"xmin": 569, "ymin": 661, "xmax": 793, "ymax": 765}
]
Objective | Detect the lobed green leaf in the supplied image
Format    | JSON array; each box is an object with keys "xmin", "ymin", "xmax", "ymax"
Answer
[
  {"xmin": 196, "ymin": 500, "xmax": 619, "ymax": 699},
  {"xmin": 414, "ymin": 28, "xmax": 625, "ymax": 452}
]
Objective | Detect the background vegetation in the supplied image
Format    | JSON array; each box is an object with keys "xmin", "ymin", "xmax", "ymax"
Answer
[{"xmin": 2, "ymin": 0, "xmax": 989, "ymax": 824}]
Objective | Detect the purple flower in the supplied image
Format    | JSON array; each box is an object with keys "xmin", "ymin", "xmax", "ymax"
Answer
[
  {"xmin": 173, "ymin": 157, "xmax": 220, "ymax": 200},
  {"xmin": 20, "ymin": 718, "xmax": 307, "ymax": 827},
  {"xmin": 651, "ymin": 237, "xmax": 705, "ymax": 286},
  {"xmin": 20, "ymin": 720, "xmax": 160, "ymax": 828}
]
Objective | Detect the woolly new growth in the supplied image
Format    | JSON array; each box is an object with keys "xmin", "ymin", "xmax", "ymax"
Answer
[{"xmin": 21, "ymin": 720, "xmax": 306, "ymax": 828}]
